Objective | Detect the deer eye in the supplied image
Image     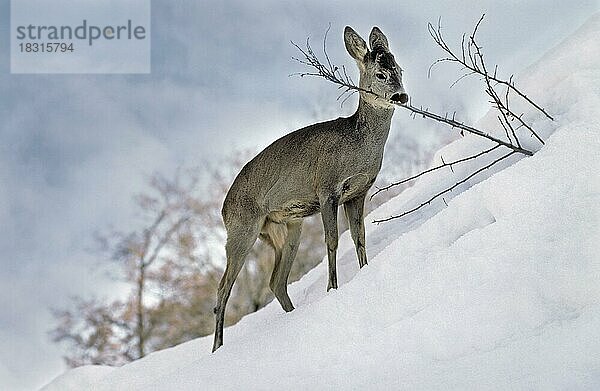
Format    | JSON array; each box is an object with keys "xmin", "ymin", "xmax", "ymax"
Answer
[{"xmin": 376, "ymin": 73, "xmax": 386, "ymax": 80}]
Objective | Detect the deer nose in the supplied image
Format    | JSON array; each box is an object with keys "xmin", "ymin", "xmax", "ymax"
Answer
[
  {"xmin": 391, "ymin": 92, "xmax": 409, "ymax": 104},
  {"xmin": 390, "ymin": 92, "xmax": 408, "ymax": 104}
]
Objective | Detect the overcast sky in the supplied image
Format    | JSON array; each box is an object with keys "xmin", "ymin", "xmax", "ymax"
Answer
[{"xmin": 1, "ymin": 1, "xmax": 598, "ymax": 390}]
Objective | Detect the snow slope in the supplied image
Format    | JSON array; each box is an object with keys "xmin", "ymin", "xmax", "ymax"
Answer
[{"xmin": 43, "ymin": 14, "xmax": 600, "ymax": 391}]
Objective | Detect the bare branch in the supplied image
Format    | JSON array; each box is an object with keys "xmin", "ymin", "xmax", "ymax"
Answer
[
  {"xmin": 399, "ymin": 104, "xmax": 533, "ymax": 155},
  {"xmin": 429, "ymin": 15, "xmax": 553, "ymax": 124},
  {"xmin": 143, "ymin": 215, "xmax": 192, "ymax": 268},
  {"xmin": 369, "ymin": 144, "xmax": 501, "ymax": 199},
  {"xmin": 372, "ymin": 151, "xmax": 515, "ymax": 223},
  {"xmin": 140, "ymin": 210, "xmax": 167, "ymax": 260}
]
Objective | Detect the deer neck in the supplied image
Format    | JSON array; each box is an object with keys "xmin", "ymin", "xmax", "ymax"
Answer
[{"xmin": 354, "ymin": 95, "xmax": 394, "ymax": 142}]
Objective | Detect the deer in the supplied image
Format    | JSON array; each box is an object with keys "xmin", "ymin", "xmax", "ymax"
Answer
[{"xmin": 212, "ymin": 26, "xmax": 408, "ymax": 352}]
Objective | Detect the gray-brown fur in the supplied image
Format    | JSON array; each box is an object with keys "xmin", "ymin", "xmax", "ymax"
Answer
[{"xmin": 212, "ymin": 26, "xmax": 407, "ymax": 352}]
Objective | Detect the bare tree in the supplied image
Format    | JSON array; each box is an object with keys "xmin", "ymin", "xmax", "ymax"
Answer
[
  {"xmin": 103, "ymin": 171, "xmax": 199, "ymax": 357},
  {"xmin": 51, "ymin": 170, "xmax": 210, "ymax": 365}
]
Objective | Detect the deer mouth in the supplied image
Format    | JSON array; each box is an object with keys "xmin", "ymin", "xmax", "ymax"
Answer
[{"xmin": 390, "ymin": 92, "xmax": 409, "ymax": 104}]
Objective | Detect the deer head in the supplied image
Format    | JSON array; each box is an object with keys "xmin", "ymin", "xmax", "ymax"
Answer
[{"xmin": 344, "ymin": 26, "xmax": 408, "ymax": 107}]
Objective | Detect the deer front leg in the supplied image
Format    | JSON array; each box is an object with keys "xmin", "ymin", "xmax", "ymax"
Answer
[
  {"xmin": 320, "ymin": 194, "xmax": 339, "ymax": 291},
  {"xmin": 344, "ymin": 193, "xmax": 367, "ymax": 268}
]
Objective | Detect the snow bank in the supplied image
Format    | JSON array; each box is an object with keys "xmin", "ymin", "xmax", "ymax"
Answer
[{"xmin": 42, "ymin": 13, "xmax": 600, "ymax": 391}]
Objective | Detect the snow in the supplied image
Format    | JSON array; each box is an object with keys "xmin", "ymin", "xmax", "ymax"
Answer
[
  {"xmin": 41, "ymin": 366, "xmax": 115, "ymax": 391},
  {"xmin": 42, "ymin": 13, "xmax": 600, "ymax": 391}
]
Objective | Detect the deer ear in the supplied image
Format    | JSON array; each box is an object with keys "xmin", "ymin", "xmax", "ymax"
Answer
[
  {"xmin": 344, "ymin": 26, "xmax": 368, "ymax": 63},
  {"xmin": 369, "ymin": 26, "xmax": 389, "ymax": 52}
]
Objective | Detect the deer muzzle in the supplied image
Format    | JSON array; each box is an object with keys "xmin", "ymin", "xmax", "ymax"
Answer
[{"xmin": 390, "ymin": 92, "xmax": 409, "ymax": 104}]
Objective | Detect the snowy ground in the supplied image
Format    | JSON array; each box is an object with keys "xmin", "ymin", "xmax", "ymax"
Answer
[{"xmin": 43, "ymin": 13, "xmax": 600, "ymax": 391}]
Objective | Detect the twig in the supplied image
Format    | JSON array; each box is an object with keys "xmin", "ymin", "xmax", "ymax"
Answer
[
  {"xmin": 369, "ymin": 144, "xmax": 501, "ymax": 199},
  {"xmin": 428, "ymin": 14, "xmax": 553, "ymax": 124},
  {"xmin": 397, "ymin": 104, "xmax": 533, "ymax": 155},
  {"xmin": 372, "ymin": 151, "xmax": 515, "ymax": 223}
]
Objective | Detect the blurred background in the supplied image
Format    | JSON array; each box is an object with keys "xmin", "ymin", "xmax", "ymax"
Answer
[{"xmin": 1, "ymin": 1, "xmax": 598, "ymax": 390}]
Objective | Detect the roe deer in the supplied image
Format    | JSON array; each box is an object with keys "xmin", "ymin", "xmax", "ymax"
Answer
[{"xmin": 213, "ymin": 26, "xmax": 407, "ymax": 352}]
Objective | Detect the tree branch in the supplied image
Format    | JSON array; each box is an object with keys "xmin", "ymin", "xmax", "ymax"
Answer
[
  {"xmin": 398, "ymin": 104, "xmax": 533, "ymax": 155},
  {"xmin": 428, "ymin": 14, "xmax": 553, "ymax": 124},
  {"xmin": 143, "ymin": 215, "xmax": 192, "ymax": 268},
  {"xmin": 372, "ymin": 151, "xmax": 516, "ymax": 223},
  {"xmin": 369, "ymin": 144, "xmax": 501, "ymax": 199}
]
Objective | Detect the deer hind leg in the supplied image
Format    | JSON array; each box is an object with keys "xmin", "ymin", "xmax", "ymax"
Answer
[
  {"xmin": 344, "ymin": 194, "xmax": 367, "ymax": 268},
  {"xmin": 212, "ymin": 215, "xmax": 263, "ymax": 352},
  {"xmin": 269, "ymin": 220, "xmax": 302, "ymax": 312},
  {"xmin": 320, "ymin": 195, "xmax": 339, "ymax": 291}
]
